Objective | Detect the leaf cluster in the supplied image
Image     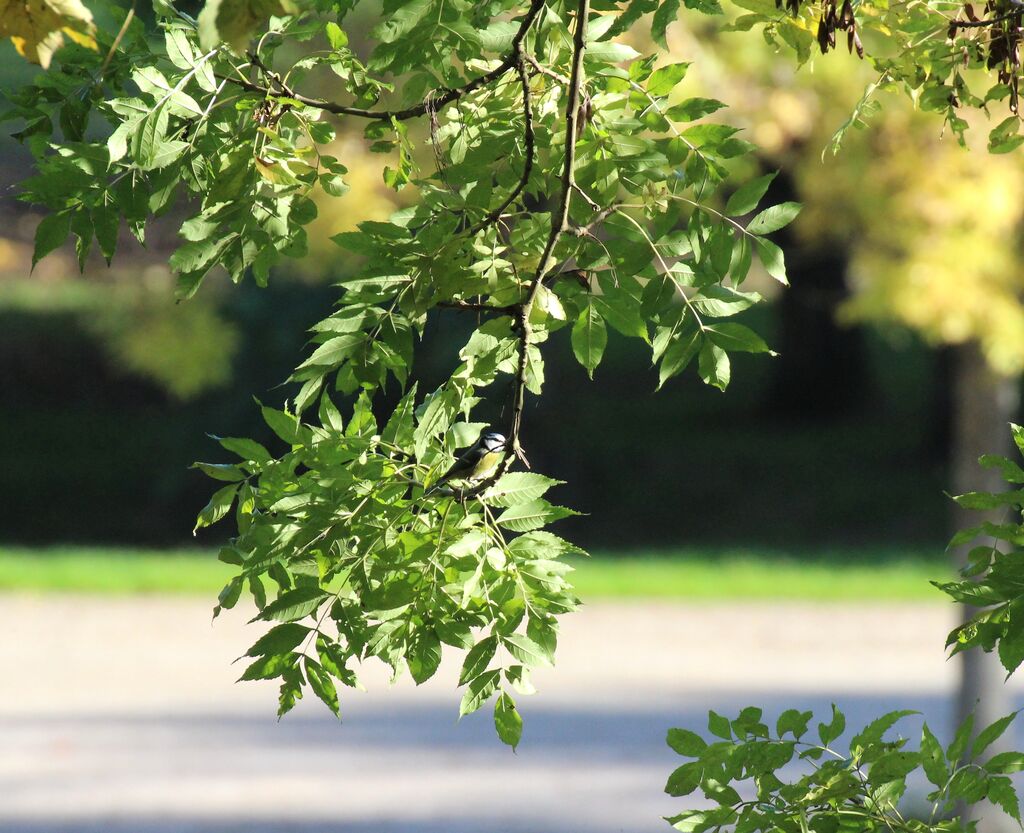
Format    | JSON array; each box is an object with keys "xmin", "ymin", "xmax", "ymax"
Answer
[{"xmin": 665, "ymin": 706, "xmax": 1024, "ymax": 832}]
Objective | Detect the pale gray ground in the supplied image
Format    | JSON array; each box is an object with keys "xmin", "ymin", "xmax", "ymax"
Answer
[{"xmin": 1, "ymin": 596, "xmax": 1016, "ymax": 833}]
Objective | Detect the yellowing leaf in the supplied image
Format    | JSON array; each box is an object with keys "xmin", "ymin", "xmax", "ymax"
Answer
[
  {"xmin": 0, "ymin": 0, "xmax": 96, "ymax": 68},
  {"xmin": 198, "ymin": 0, "xmax": 299, "ymax": 52}
]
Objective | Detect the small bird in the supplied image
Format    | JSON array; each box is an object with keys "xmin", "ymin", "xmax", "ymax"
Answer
[{"xmin": 426, "ymin": 430, "xmax": 507, "ymax": 495}]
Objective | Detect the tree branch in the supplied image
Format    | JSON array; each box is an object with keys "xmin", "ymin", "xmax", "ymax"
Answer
[
  {"xmin": 493, "ymin": 0, "xmax": 591, "ymax": 480},
  {"xmin": 222, "ymin": 0, "xmax": 546, "ymax": 121},
  {"xmin": 524, "ymin": 52, "xmax": 570, "ymax": 86},
  {"xmin": 464, "ymin": 43, "xmax": 536, "ymax": 238},
  {"xmin": 437, "ymin": 300, "xmax": 519, "ymax": 315}
]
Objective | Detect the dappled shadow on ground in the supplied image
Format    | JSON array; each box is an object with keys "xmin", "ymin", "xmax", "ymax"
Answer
[{"xmin": 1, "ymin": 693, "xmax": 981, "ymax": 833}]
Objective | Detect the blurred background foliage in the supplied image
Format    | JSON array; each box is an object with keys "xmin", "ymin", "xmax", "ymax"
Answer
[{"xmin": 2, "ymin": 2, "xmax": 1021, "ymax": 558}]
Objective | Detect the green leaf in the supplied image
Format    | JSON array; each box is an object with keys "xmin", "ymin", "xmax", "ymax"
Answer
[
  {"xmin": 261, "ymin": 404, "xmax": 303, "ymax": 446},
  {"xmin": 194, "ymin": 483, "xmax": 240, "ymax": 532},
  {"xmin": 245, "ymin": 623, "xmax": 310, "ymax": 657},
  {"xmin": 408, "ymin": 631, "xmax": 442, "ymax": 685},
  {"xmin": 238, "ymin": 652, "xmax": 294, "ymax": 681},
  {"xmin": 32, "ymin": 212, "xmax": 71, "ymax": 270},
  {"xmin": 708, "ymin": 710, "xmax": 732, "ymax": 740},
  {"xmin": 667, "ymin": 728, "xmax": 707, "ymax": 756},
  {"xmin": 986, "ymin": 751, "xmax": 1024, "ymax": 774},
  {"xmin": 776, "ymin": 709, "xmax": 812, "ymax": 739},
  {"xmin": 571, "ymin": 303, "xmax": 607, "ymax": 379},
  {"xmin": 665, "ymin": 97, "xmax": 726, "ymax": 122},
  {"xmin": 484, "ymin": 473, "xmax": 562, "ymax": 508},
  {"xmin": 647, "ymin": 62, "xmax": 690, "ymax": 96},
  {"xmin": 920, "ymin": 723, "xmax": 949, "ymax": 788},
  {"xmin": 305, "ymin": 657, "xmax": 340, "ymax": 717},
  {"xmin": 948, "ymin": 712, "xmax": 974, "ymax": 763},
  {"xmin": 697, "ymin": 341, "xmax": 730, "ymax": 390},
  {"xmin": 725, "ymin": 172, "xmax": 777, "ymax": 216},
  {"xmin": 657, "ymin": 328, "xmax": 701, "ymax": 390},
  {"xmin": 277, "ymin": 666, "xmax": 303, "ymax": 718},
  {"xmin": 818, "ymin": 703, "xmax": 846, "ymax": 746},
  {"xmin": 974, "ymin": 711, "xmax": 1019, "ymax": 757},
  {"xmin": 258, "ymin": 586, "xmax": 326, "ymax": 623},
  {"xmin": 755, "ymin": 237, "xmax": 789, "ymax": 285},
  {"xmin": 503, "ymin": 634, "xmax": 552, "ymax": 668},
  {"xmin": 850, "ymin": 710, "xmax": 917, "ymax": 752},
  {"xmin": 460, "ymin": 669, "xmax": 500, "ymax": 716},
  {"xmin": 651, "ymin": 0, "xmax": 680, "ymax": 48},
  {"xmin": 494, "ymin": 691, "xmax": 523, "ymax": 749},
  {"xmin": 690, "ymin": 286, "xmax": 760, "ymax": 318},
  {"xmin": 496, "ymin": 500, "xmax": 576, "ymax": 532},
  {"xmin": 198, "ymin": 0, "xmax": 298, "ymax": 51},
  {"xmin": 665, "ymin": 761, "xmax": 703, "ymax": 797},
  {"xmin": 746, "ymin": 202, "xmax": 801, "ymax": 235},
  {"xmin": 989, "ymin": 775, "xmax": 1021, "ymax": 823},
  {"xmin": 217, "ymin": 436, "xmax": 272, "ymax": 463},
  {"xmin": 459, "ymin": 635, "xmax": 497, "ymax": 685}
]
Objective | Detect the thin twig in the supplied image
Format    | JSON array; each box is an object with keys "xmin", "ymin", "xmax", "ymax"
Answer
[
  {"xmin": 465, "ymin": 43, "xmax": 535, "ymax": 238},
  {"xmin": 437, "ymin": 300, "xmax": 519, "ymax": 315},
  {"xmin": 477, "ymin": 0, "xmax": 591, "ymax": 486},
  {"xmin": 221, "ymin": 0, "xmax": 546, "ymax": 121},
  {"xmin": 524, "ymin": 52, "xmax": 570, "ymax": 85}
]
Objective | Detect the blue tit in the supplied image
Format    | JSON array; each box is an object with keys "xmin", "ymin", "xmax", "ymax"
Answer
[{"xmin": 428, "ymin": 430, "xmax": 507, "ymax": 493}]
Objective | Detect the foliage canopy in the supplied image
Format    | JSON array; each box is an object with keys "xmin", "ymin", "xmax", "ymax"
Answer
[{"xmin": 9, "ymin": 0, "xmax": 1024, "ymax": 828}]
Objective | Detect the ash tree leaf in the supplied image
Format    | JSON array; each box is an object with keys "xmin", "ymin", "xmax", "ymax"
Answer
[
  {"xmin": 667, "ymin": 728, "xmax": 707, "ymax": 756},
  {"xmin": 708, "ymin": 710, "xmax": 732, "ymax": 740},
  {"xmin": 198, "ymin": 0, "xmax": 298, "ymax": 52},
  {"xmin": 849, "ymin": 710, "xmax": 918, "ymax": 752},
  {"xmin": 484, "ymin": 473, "xmax": 562, "ymax": 508},
  {"xmin": 408, "ymin": 630, "xmax": 442, "ymax": 685},
  {"xmin": 920, "ymin": 723, "xmax": 949, "ymax": 788},
  {"xmin": 238, "ymin": 651, "xmax": 295, "ymax": 681},
  {"xmin": 305, "ymin": 657, "xmax": 340, "ymax": 717},
  {"xmin": 776, "ymin": 709, "xmax": 813, "ymax": 739},
  {"xmin": 755, "ymin": 238, "xmax": 789, "ymax": 285},
  {"xmin": 571, "ymin": 303, "xmax": 607, "ymax": 379},
  {"xmin": 217, "ymin": 436, "xmax": 272, "ymax": 463},
  {"xmin": 665, "ymin": 761, "xmax": 703, "ymax": 797},
  {"xmin": 460, "ymin": 669, "xmax": 500, "ymax": 717},
  {"xmin": 986, "ymin": 751, "xmax": 1024, "ymax": 774},
  {"xmin": 665, "ymin": 98, "xmax": 726, "ymax": 122},
  {"xmin": 746, "ymin": 202, "xmax": 801, "ymax": 235},
  {"xmin": 1, "ymin": 0, "xmax": 97, "ymax": 68},
  {"xmin": 657, "ymin": 329, "xmax": 701, "ymax": 390},
  {"xmin": 818, "ymin": 704, "xmax": 846, "ymax": 746},
  {"xmin": 691, "ymin": 286, "xmax": 761, "ymax": 318},
  {"xmin": 496, "ymin": 500, "xmax": 577, "ymax": 532},
  {"xmin": 974, "ymin": 711, "xmax": 1020, "ymax": 757},
  {"xmin": 261, "ymin": 404, "xmax": 303, "ymax": 446},
  {"xmin": 459, "ymin": 636, "xmax": 497, "ymax": 686},
  {"xmin": 647, "ymin": 62, "xmax": 690, "ymax": 96},
  {"xmin": 257, "ymin": 586, "xmax": 327, "ymax": 623},
  {"xmin": 503, "ymin": 634, "xmax": 552, "ymax": 668},
  {"xmin": 32, "ymin": 212, "xmax": 71, "ymax": 270},
  {"xmin": 214, "ymin": 576, "xmax": 243, "ymax": 618},
  {"xmin": 277, "ymin": 666, "xmax": 304, "ymax": 718},
  {"xmin": 245, "ymin": 623, "xmax": 310, "ymax": 657},
  {"xmin": 191, "ymin": 462, "xmax": 245, "ymax": 482},
  {"xmin": 697, "ymin": 341, "xmax": 730, "ymax": 390},
  {"xmin": 194, "ymin": 483, "xmax": 240, "ymax": 532},
  {"xmin": 988, "ymin": 776, "xmax": 1021, "ymax": 823},
  {"xmin": 651, "ymin": 0, "xmax": 680, "ymax": 48},
  {"xmin": 494, "ymin": 692, "xmax": 523, "ymax": 749},
  {"xmin": 725, "ymin": 172, "xmax": 777, "ymax": 216}
]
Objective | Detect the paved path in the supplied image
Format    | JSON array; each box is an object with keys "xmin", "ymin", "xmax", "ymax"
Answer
[{"xmin": 0, "ymin": 596, "xmax": 1011, "ymax": 833}]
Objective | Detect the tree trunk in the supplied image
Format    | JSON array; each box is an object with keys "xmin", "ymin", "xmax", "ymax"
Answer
[{"xmin": 951, "ymin": 342, "xmax": 1019, "ymax": 832}]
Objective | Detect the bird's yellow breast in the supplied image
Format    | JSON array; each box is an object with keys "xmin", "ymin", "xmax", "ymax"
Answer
[{"xmin": 470, "ymin": 450, "xmax": 503, "ymax": 478}]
